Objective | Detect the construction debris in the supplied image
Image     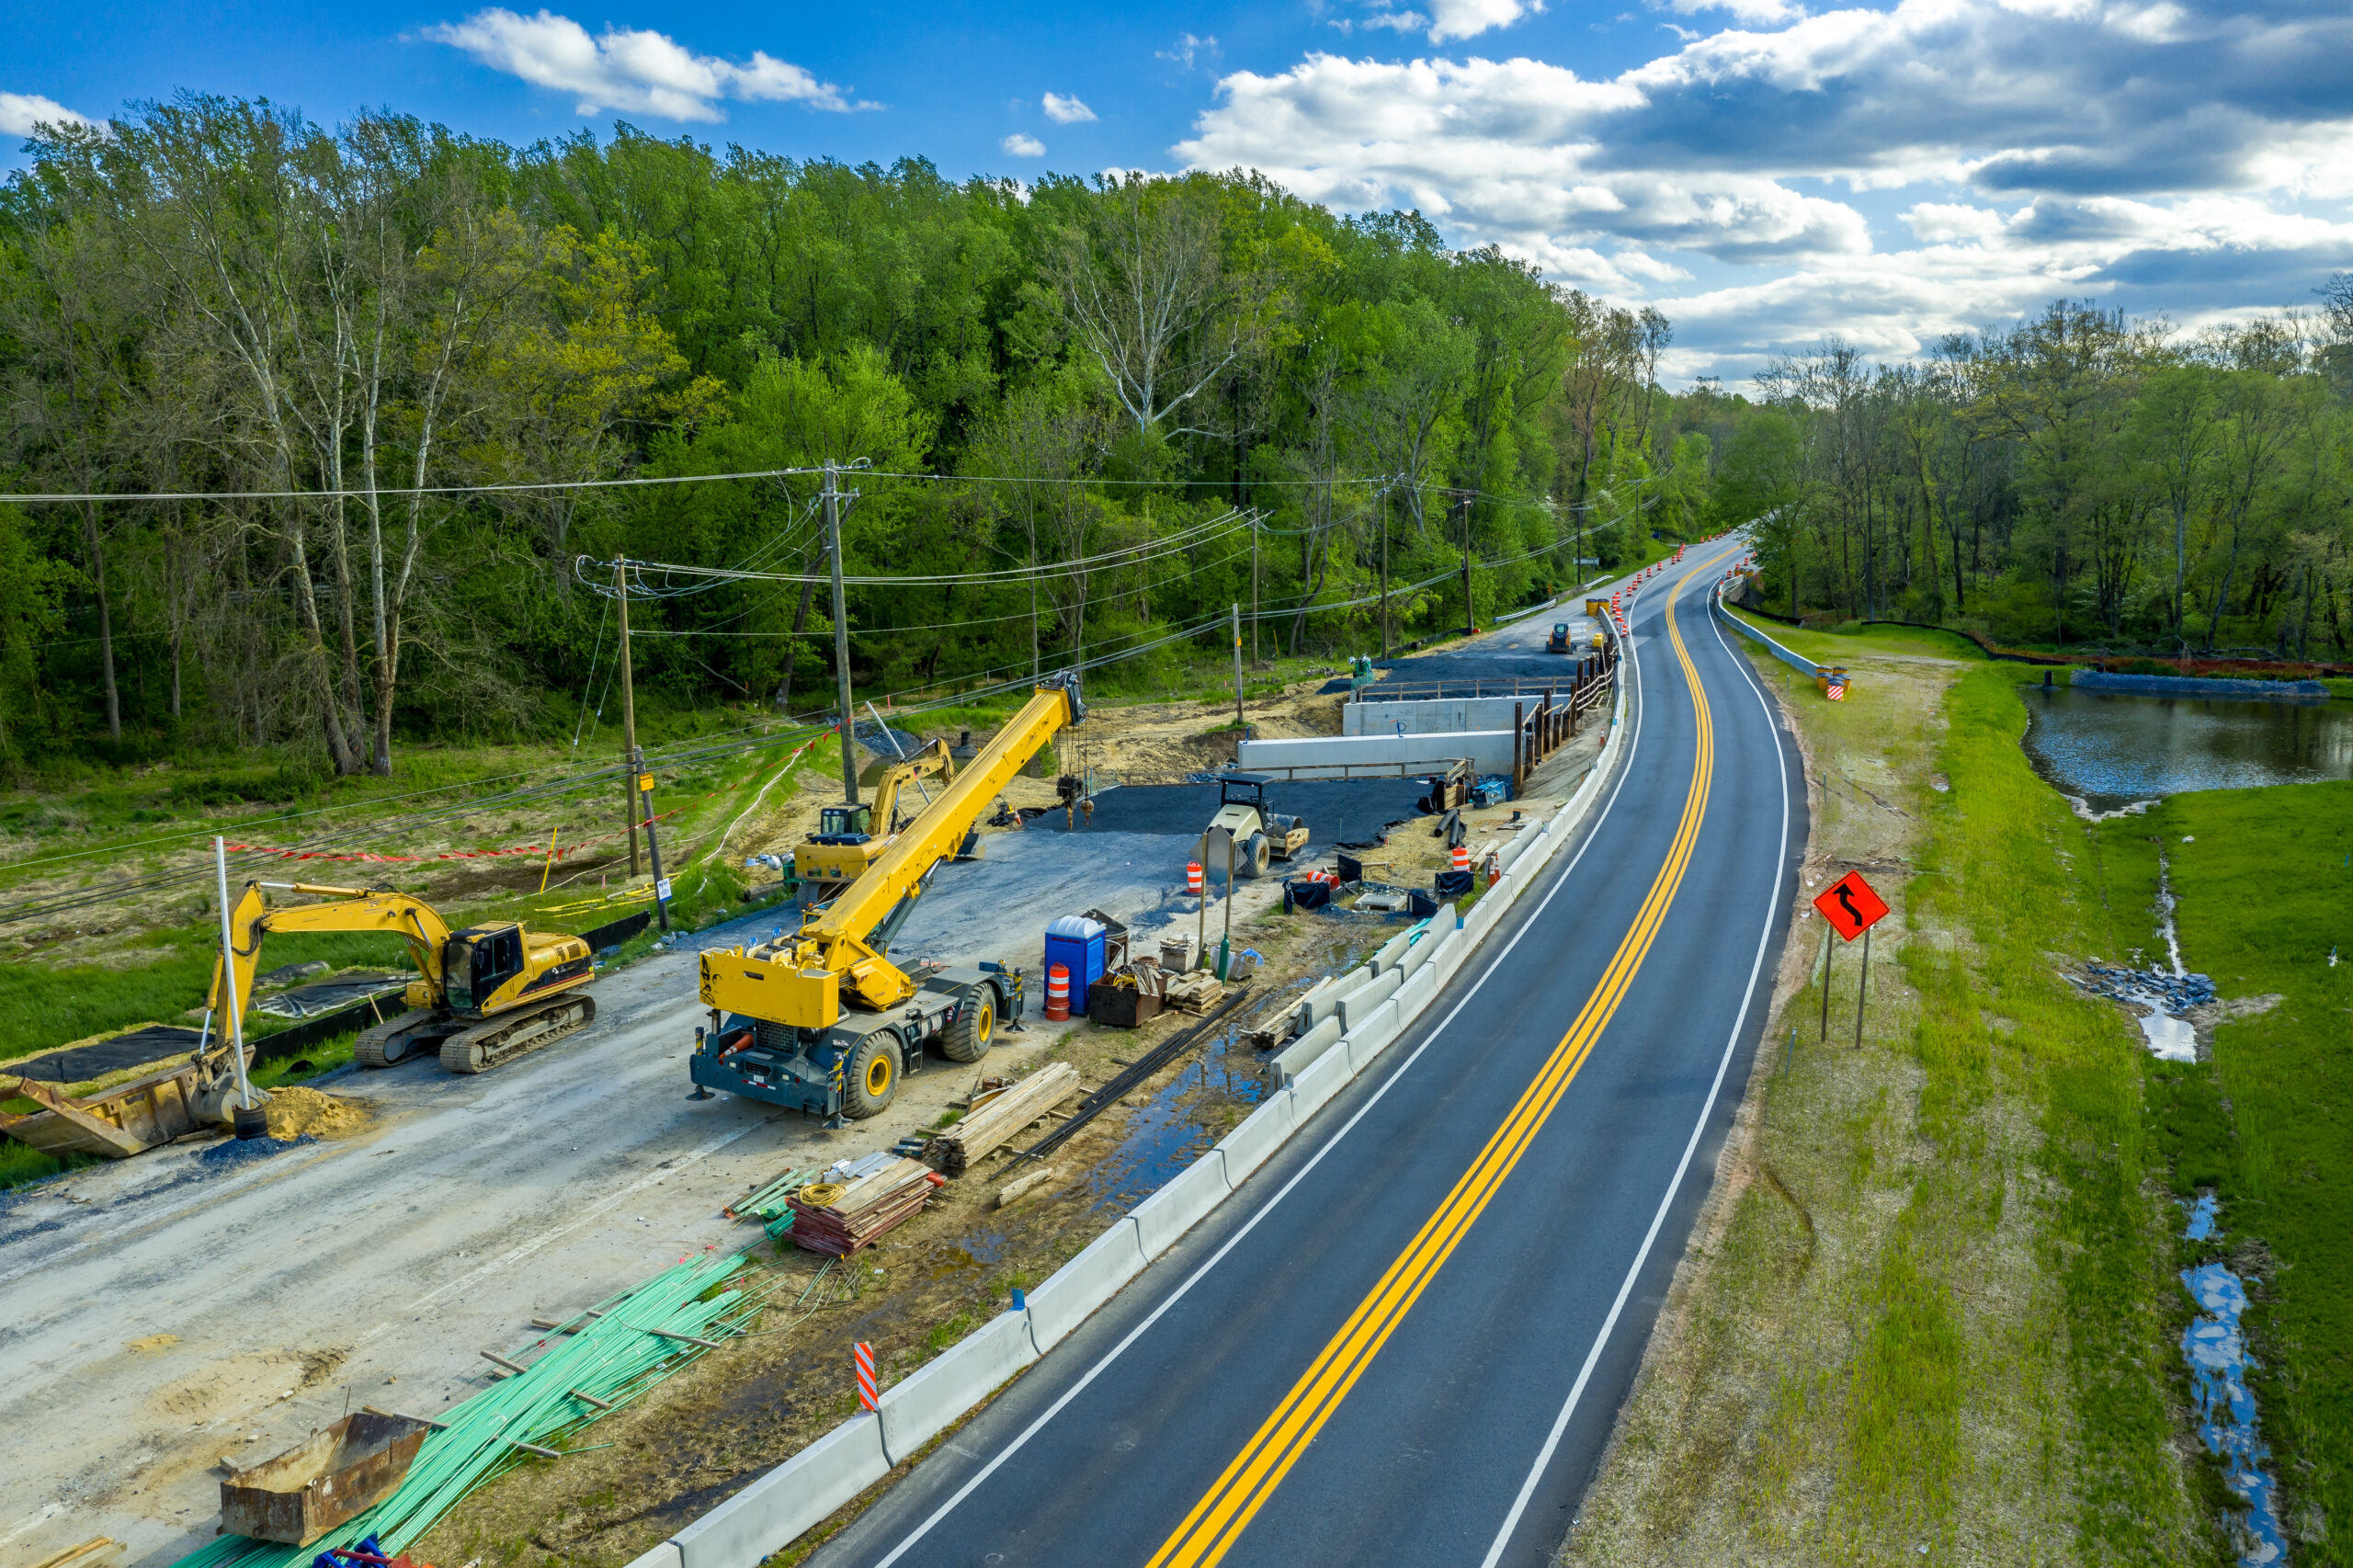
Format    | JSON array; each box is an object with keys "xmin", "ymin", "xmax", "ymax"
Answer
[
  {"xmin": 1164, "ymin": 970, "xmax": 1227, "ymax": 1014},
  {"xmin": 260, "ymin": 1086, "xmax": 367, "ymax": 1141},
  {"xmin": 2075, "ymin": 959, "xmax": 2217, "ymax": 1012},
  {"xmin": 995, "ymin": 1165, "xmax": 1061, "ymax": 1209},
  {"xmin": 922, "ymin": 1062, "xmax": 1082, "ymax": 1176},
  {"xmin": 785, "ymin": 1157, "xmax": 940, "ymax": 1256}
]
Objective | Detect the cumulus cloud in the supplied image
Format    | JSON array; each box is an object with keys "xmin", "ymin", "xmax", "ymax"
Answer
[
  {"xmin": 1003, "ymin": 133, "xmax": 1046, "ymax": 157},
  {"xmin": 423, "ymin": 9, "xmax": 855, "ymax": 121},
  {"xmin": 1041, "ymin": 92, "xmax": 1096, "ymax": 124},
  {"xmin": 1178, "ymin": 0, "xmax": 2353, "ymax": 377},
  {"xmin": 0, "ymin": 92, "xmax": 95, "ymax": 138},
  {"xmin": 1427, "ymin": 0, "xmax": 1540, "ymax": 41}
]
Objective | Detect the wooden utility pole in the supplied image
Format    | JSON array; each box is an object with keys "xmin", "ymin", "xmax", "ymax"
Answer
[
  {"xmin": 1249, "ymin": 521, "xmax": 1260, "ymax": 666},
  {"xmin": 1460, "ymin": 491, "xmax": 1474, "ymax": 634},
  {"xmin": 824, "ymin": 460, "xmax": 858, "ymax": 807},
  {"xmin": 1231, "ymin": 602, "xmax": 1245, "ymax": 733},
  {"xmin": 1379, "ymin": 487, "xmax": 1392, "ymax": 658},
  {"xmin": 615, "ymin": 559, "xmax": 641, "ymax": 878},
  {"xmin": 638, "ymin": 744, "xmax": 670, "ymax": 931}
]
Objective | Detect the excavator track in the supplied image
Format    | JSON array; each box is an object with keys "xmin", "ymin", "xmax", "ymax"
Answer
[
  {"xmin": 438, "ymin": 993, "xmax": 597, "ymax": 1074},
  {"xmin": 356, "ymin": 1007, "xmax": 458, "ymax": 1068}
]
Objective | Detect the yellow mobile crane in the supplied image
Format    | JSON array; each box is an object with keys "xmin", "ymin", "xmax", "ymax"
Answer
[
  {"xmin": 693, "ymin": 673, "xmax": 1083, "ymax": 1118},
  {"xmin": 210, "ymin": 881, "xmax": 597, "ymax": 1074},
  {"xmin": 793, "ymin": 738, "xmax": 956, "ymax": 897}
]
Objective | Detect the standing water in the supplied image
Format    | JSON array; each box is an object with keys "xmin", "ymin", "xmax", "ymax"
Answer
[
  {"xmin": 2020, "ymin": 687, "xmax": 2353, "ymax": 813},
  {"xmin": 2179, "ymin": 1194, "xmax": 2289, "ymax": 1566}
]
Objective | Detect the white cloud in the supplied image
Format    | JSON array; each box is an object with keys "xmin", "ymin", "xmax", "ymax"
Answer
[
  {"xmin": 1177, "ymin": 0, "xmax": 2353, "ymax": 378},
  {"xmin": 423, "ymin": 9, "xmax": 854, "ymax": 121},
  {"xmin": 0, "ymin": 92, "xmax": 95, "ymax": 138},
  {"xmin": 1427, "ymin": 0, "xmax": 1540, "ymax": 42},
  {"xmin": 1157, "ymin": 33, "xmax": 1219, "ymax": 71},
  {"xmin": 1003, "ymin": 133, "xmax": 1046, "ymax": 157},
  {"xmin": 1362, "ymin": 10, "xmax": 1431, "ymax": 31},
  {"xmin": 1041, "ymin": 92, "xmax": 1096, "ymax": 124}
]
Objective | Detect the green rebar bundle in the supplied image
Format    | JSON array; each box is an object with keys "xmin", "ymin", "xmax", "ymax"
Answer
[{"xmin": 178, "ymin": 1250, "xmax": 771, "ymax": 1568}]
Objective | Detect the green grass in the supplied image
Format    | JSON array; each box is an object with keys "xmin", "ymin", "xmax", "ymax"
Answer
[
  {"xmin": 1727, "ymin": 608, "xmax": 1990, "ymax": 665},
  {"xmin": 2093, "ymin": 781, "xmax": 2353, "ymax": 1560}
]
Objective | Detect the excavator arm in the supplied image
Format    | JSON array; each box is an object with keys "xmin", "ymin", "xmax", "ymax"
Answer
[
  {"xmin": 871, "ymin": 740, "xmax": 952, "ymax": 835},
  {"xmin": 703, "ymin": 673, "xmax": 1082, "ymax": 1031},
  {"xmin": 207, "ymin": 881, "xmax": 455, "ymax": 1020}
]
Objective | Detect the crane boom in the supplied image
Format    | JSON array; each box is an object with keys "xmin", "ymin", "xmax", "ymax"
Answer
[{"xmin": 701, "ymin": 673, "xmax": 1083, "ymax": 1033}]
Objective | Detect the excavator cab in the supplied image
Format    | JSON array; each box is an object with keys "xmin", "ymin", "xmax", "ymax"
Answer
[
  {"xmin": 814, "ymin": 803, "xmax": 873, "ymax": 842},
  {"xmin": 444, "ymin": 925, "xmax": 526, "ymax": 1017}
]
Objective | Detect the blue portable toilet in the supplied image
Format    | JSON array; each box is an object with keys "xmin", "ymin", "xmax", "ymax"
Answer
[{"xmin": 1042, "ymin": 914, "xmax": 1109, "ymax": 1015}]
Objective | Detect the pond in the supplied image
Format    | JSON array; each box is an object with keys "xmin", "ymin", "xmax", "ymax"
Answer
[{"xmin": 2020, "ymin": 686, "xmax": 2353, "ymax": 812}]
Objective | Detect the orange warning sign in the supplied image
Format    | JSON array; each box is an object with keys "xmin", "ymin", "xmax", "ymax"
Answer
[{"xmin": 1812, "ymin": 869, "xmax": 1888, "ymax": 942}]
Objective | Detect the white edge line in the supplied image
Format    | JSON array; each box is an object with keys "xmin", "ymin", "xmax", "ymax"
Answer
[
  {"xmin": 1474, "ymin": 557, "xmax": 1795, "ymax": 1568},
  {"xmin": 859, "ymin": 568, "xmax": 1659, "ymax": 1568}
]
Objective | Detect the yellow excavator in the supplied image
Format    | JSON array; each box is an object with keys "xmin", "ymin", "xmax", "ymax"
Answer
[
  {"xmin": 210, "ymin": 881, "xmax": 597, "ymax": 1074},
  {"xmin": 793, "ymin": 738, "xmax": 956, "ymax": 897},
  {"xmin": 693, "ymin": 672, "xmax": 1084, "ymax": 1119}
]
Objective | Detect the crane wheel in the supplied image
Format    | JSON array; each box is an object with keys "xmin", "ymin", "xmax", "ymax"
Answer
[
  {"xmin": 940, "ymin": 991, "xmax": 994, "ymax": 1062},
  {"xmin": 438, "ymin": 994, "xmax": 597, "ymax": 1074},
  {"xmin": 841, "ymin": 1033, "xmax": 901, "ymax": 1118}
]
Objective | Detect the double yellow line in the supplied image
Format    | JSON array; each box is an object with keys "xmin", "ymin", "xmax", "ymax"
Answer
[{"xmin": 1145, "ymin": 564, "xmax": 1720, "ymax": 1568}]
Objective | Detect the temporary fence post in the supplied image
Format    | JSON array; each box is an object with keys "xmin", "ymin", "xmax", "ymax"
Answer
[{"xmin": 1820, "ymin": 924, "xmax": 1834, "ymax": 1044}]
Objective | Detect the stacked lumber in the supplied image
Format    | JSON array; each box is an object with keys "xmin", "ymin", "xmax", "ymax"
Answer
[
  {"xmin": 922, "ymin": 1062, "xmax": 1080, "ymax": 1176},
  {"xmin": 1165, "ymin": 970, "xmax": 1225, "ymax": 1015},
  {"xmin": 785, "ymin": 1157, "xmax": 938, "ymax": 1256}
]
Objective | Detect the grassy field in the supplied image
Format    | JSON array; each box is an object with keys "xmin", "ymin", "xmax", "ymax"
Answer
[
  {"xmin": 1564, "ymin": 648, "xmax": 2213, "ymax": 1563},
  {"xmin": 2090, "ymin": 781, "xmax": 2353, "ymax": 1560},
  {"xmin": 1724, "ymin": 607, "xmax": 1992, "ymax": 666}
]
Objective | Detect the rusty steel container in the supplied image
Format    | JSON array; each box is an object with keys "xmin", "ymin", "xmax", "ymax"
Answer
[{"xmin": 220, "ymin": 1412, "xmax": 430, "ymax": 1545}]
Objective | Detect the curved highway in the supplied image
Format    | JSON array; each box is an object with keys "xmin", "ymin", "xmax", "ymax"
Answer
[{"xmin": 811, "ymin": 535, "xmax": 1805, "ymax": 1568}]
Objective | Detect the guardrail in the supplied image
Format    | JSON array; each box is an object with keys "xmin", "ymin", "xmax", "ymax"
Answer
[{"xmin": 1711, "ymin": 591, "xmax": 1818, "ymax": 678}]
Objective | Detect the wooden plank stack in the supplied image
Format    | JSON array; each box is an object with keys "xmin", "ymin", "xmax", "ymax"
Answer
[
  {"xmin": 784, "ymin": 1157, "xmax": 938, "ymax": 1256},
  {"xmin": 922, "ymin": 1062, "xmax": 1081, "ymax": 1176}
]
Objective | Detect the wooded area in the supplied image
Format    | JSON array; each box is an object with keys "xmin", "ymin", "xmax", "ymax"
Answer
[
  {"xmin": 3, "ymin": 95, "xmax": 2348, "ymax": 782},
  {"xmin": 1728, "ymin": 291, "xmax": 2353, "ymax": 660}
]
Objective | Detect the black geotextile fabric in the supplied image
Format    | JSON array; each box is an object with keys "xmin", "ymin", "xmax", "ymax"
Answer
[
  {"xmin": 12, "ymin": 1025, "xmax": 204, "ymax": 1084},
  {"xmin": 1034, "ymin": 778, "xmax": 1430, "ymax": 846}
]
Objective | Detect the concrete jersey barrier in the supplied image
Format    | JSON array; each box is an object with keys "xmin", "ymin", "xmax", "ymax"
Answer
[
  {"xmin": 1025, "ymin": 1217, "xmax": 1147, "ymax": 1353},
  {"xmin": 668, "ymin": 1413, "xmax": 889, "ymax": 1568},
  {"xmin": 877, "ymin": 1309, "xmax": 1040, "ymax": 1462}
]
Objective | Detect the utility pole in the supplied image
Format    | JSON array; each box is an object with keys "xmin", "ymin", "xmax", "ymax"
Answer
[
  {"xmin": 1379, "ymin": 485, "xmax": 1392, "ymax": 659},
  {"xmin": 1449, "ymin": 492, "xmax": 1468, "ymax": 631},
  {"xmin": 1231, "ymin": 602, "xmax": 1245, "ymax": 733},
  {"xmin": 637, "ymin": 744, "xmax": 670, "ymax": 931},
  {"xmin": 1249, "ymin": 521, "xmax": 1260, "ymax": 667},
  {"xmin": 824, "ymin": 460, "xmax": 858, "ymax": 807},
  {"xmin": 615, "ymin": 559, "xmax": 641, "ymax": 878}
]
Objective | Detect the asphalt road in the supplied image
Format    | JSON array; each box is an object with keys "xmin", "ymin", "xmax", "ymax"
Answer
[{"xmin": 811, "ymin": 538, "xmax": 1804, "ymax": 1568}]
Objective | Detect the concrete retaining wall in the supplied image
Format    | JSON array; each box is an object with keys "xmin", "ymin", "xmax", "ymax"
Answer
[
  {"xmin": 1343, "ymin": 695, "xmax": 1534, "ymax": 734},
  {"xmin": 877, "ymin": 1310, "xmax": 1039, "ymax": 1461},
  {"xmin": 1237, "ymin": 732, "xmax": 1516, "ymax": 777}
]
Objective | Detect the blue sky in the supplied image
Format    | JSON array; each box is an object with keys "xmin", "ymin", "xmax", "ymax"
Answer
[{"xmin": 8, "ymin": 0, "xmax": 2353, "ymax": 383}]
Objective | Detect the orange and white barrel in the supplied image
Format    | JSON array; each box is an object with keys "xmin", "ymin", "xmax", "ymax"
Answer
[
  {"xmin": 1045, "ymin": 963, "xmax": 1071, "ymax": 1021},
  {"xmin": 1186, "ymin": 860, "xmax": 1203, "ymax": 898},
  {"xmin": 1451, "ymin": 844, "xmax": 1472, "ymax": 874}
]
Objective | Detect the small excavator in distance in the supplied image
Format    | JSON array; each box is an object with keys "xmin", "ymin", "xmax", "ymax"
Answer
[
  {"xmin": 210, "ymin": 881, "xmax": 597, "ymax": 1074},
  {"xmin": 792, "ymin": 738, "xmax": 955, "ymax": 898},
  {"xmin": 692, "ymin": 672, "xmax": 1085, "ymax": 1119}
]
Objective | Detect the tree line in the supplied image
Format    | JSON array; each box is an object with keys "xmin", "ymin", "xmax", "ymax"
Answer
[
  {"xmin": 0, "ymin": 97, "xmax": 1697, "ymax": 778},
  {"xmin": 1720, "ymin": 290, "xmax": 2353, "ymax": 659}
]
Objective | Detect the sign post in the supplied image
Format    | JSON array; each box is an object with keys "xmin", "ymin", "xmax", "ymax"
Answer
[{"xmin": 1811, "ymin": 869, "xmax": 1889, "ymax": 1046}]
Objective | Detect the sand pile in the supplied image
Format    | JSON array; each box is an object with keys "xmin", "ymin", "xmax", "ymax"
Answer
[{"xmin": 261, "ymin": 1085, "xmax": 368, "ymax": 1140}]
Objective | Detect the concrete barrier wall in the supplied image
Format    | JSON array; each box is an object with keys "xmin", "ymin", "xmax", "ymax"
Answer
[
  {"xmin": 1237, "ymin": 732, "xmax": 1516, "ymax": 777},
  {"xmin": 1336, "ymin": 967, "xmax": 1403, "ymax": 1029},
  {"xmin": 627, "ymin": 1545, "xmax": 681, "ymax": 1568},
  {"xmin": 1342, "ymin": 1000, "xmax": 1402, "ymax": 1072},
  {"xmin": 1392, "ymin": 961, "xmax": 1436, "ymax": 1019},
  {"xmin": 1423, "ymin": 926, "xmax": 1465, "ymax": 987},
  {"xmin": 1269, "ymin": 1016, "xmax": 1344, "ymax": 1085},
  {"xmin": 1288, "ymin": 1047, "xmax": 1351, "ymax": 1119},
  {"xmin": 1712, "ymin": 597, "xmax": 1816, "ymax": 677},
  {"xmin": 1299, "ymin": 966, "xmax": 1371, "ymax": 1032},
  {"xmin": 671, "ymin": 1414, "xmax": 889, "ymax": 1568},
  {"xmin": 1026, "ymin": 1218, "xmax": 1147, "ymax": 1353},
  {"xmin": 1393, "ymin": 920, "xmax": 1439, "ymax": 983},
  {"xmin": 1371, "ymin": 928, "xmax": 1413, "ymax": 973},
  {"xmin": 1217, "ymin": 1090, "xmax": 1297, "ymax": 1182},
  {"xmin": 1130, "ymin": 1150, "xmax": 1233, "ymax": 1260},
  {"xmin": 877, "ymin": 1310, "xmax": 1040, "ymax": 1462}
]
